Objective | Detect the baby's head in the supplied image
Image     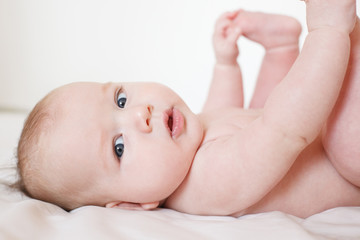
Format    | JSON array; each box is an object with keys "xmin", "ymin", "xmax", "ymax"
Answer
[{"xmin": 17, "ymin": 82, "xmax": 203, "ymax": 210}]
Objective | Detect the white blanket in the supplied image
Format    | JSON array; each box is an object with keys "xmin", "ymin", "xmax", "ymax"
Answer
[{"xmin": 1, "ymin": 112, "xmax": 360, "ymax": 240}]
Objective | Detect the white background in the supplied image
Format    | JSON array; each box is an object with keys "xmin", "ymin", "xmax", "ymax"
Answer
[{"xmin": 0, "ymin": 0, "xmax": 338, "ymax": 113}]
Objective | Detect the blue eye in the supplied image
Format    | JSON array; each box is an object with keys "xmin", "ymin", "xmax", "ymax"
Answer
[
  {"xmin": 117, "ymin": 92, "xmax": 127, "ymax": 108},
  {"xmin": 114, "ymin": 136, "xmax": 124, "ymax": 159}
]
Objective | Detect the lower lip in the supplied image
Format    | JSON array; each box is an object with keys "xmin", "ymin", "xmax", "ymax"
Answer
[
  {"xmin": 164, "ymin": 108, "xmax": 184, "ymax": 139},
  {"xmin": 171, "ymin": 108, "xmax": 184, "ymax": 138}
]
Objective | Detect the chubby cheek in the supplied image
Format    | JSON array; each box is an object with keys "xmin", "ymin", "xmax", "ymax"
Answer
[{"xmin": 125, "ymin": 146, "xmax": 190, "ymax": 201}]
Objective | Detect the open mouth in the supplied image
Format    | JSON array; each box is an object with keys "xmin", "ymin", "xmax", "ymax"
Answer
[
  {"xmin": 168, "ymin": 116, "xmax": 174, "ymax": 132},
  {"xmin": 164, "ymin": 108, "xmax": 184, "ymax": 138}
]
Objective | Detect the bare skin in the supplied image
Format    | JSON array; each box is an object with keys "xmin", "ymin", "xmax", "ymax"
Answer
[
  {"xmin": 204, "ymin": 10, "xmax": 302, "ymax": 110},
  {"xmin": 323, "ymin": 18, "xmax": 360, "ymax": 187},
  {"xmin": 248, "ymin": 20, "xmax": 360, "ymax": 216},
  {"xmin": 165, "ymin": 2, "xmax": 360, "ymax": 218},
  {"xmin": 20, "ymin": 0, "xmax": 360, "ymax": 219}
]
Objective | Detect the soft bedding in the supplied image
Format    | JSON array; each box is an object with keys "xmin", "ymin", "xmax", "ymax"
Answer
[{"xmin": 1, "ymin": 111, "xmax": 360, "ymax": 240}]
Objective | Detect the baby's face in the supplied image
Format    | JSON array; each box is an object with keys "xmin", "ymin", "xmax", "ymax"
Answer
[{"xmin": 44, "ymin": 82, "xmax": 203, "ymax": 207}]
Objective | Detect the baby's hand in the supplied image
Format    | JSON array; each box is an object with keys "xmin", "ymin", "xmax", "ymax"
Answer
[
  {"xmin": 213, "ymin": 10, "xmax": 243, "ymax": 65},
  {"xmin": 305, "ymin": 0, "xmax": 356, "ymax": 34}
]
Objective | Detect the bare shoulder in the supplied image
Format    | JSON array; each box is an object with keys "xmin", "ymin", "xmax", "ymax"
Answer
[
  {"xmin": 164, "ymin": 107, "xmax": 360, "ymax": 217},
  {"xmin": 165, "ymin": 107, "xmax": 300, "ymax": 215},
  {"xmin": 165, "ymin": 133, "xmax": 249, "ymax": 216},
  {"xmin": 165, "ymin": 108, "xmax": 260, "ymax": 215}
]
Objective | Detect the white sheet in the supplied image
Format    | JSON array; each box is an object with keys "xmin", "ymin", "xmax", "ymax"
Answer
[{"xmin": 1, "ymin": 111, "xmax": 360, "ymax": 240}]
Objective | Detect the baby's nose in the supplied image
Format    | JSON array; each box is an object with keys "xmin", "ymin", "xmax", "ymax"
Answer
[{"xmin": 133, "ymin": 104, "xmax": 153, "ymax": 133}]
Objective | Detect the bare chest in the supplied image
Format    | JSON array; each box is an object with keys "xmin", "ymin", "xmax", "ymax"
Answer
[{"xmin": 165, "ymin": 108, "xmax": 360, "ymax": 217}]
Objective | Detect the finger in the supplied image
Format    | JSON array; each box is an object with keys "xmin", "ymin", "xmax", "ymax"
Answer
[
  {"xmin": 214, "ymin": 21, "xmax": 232, "ymax": 41},
  {"xmin": 215, "ymin": 18, "xmax": 232, "ymax": 32},
  {"xmin": 226, "ymin": 27, "xmax": 242, "ymax": 43},
  {"xmin": 227, "ymin": 9, "xmax": 243, "ymax": 20}
]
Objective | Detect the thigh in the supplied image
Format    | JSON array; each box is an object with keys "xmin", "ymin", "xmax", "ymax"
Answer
[{"xmin": 323, "ymin": 18, "xmax": 360, "ymax": 187}]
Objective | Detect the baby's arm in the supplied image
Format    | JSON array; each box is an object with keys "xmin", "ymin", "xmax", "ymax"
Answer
[
  {"xmin": 171, "ymin": 0, "xmax": 357, "ymax": 215},
  {"xmin": 237, "ymin": 0, "xmax": 356, "ymax": 206},
  {"xmin": 203, "ymin": 11, "xmax": 244, "ymax": 111},
  {"xmin": 235, "ymin": 0, "xmax": 356, "ymax": 209},
  {"xmin": 264, "ymin": 0, "xmax": 356, "ymax": 144}
]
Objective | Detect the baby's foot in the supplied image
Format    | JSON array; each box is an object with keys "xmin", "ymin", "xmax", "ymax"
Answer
[{"xmin": 228, "ymin": 11, "xmax": 302, "ymax": 50}]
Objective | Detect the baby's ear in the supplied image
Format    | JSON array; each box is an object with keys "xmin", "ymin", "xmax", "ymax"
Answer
[
  {"xmin": 105, "ymin": 201, "xmax": 159, "ymax": 210},
  {"xmin": 139, "ymin": 201, "xmax": 159, "ymax": 210}
]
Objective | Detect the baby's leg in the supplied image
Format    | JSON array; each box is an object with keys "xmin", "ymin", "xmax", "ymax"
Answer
[
  {"xmin": 231, "ymin": 11, "xmax": 302, "ymax": 108},
  {"xmin": 323, "ymin": 18, "xmax": 360, "ymax": 186}
]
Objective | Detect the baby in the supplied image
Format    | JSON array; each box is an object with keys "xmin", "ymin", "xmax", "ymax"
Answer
[{"xmin": 15, "ymin": 0, "xmax": 360, "ymax": 218}]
